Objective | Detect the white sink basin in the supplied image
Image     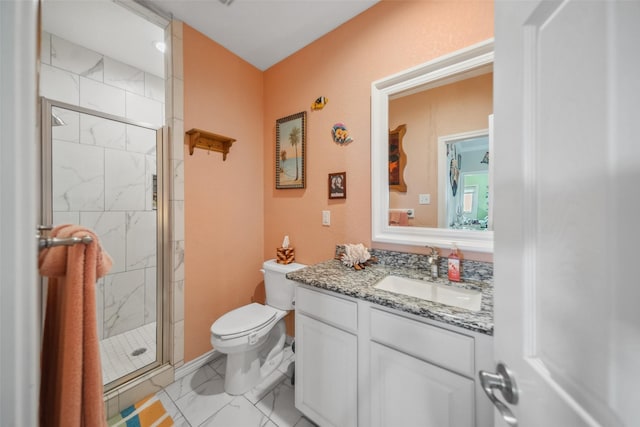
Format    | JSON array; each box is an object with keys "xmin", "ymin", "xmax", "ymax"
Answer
[{"xmin": 373, "ymin": 275, "xmax": 482, "ymax": 312}]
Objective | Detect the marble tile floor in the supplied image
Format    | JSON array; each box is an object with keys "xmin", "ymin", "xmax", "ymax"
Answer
[
  {"xmin": 101, "ymin": 322, "xmax": 156, "ymax": 384},
  {"xmin": 154, "ymin": 344, "xmax": 317, "ymax": 427}
]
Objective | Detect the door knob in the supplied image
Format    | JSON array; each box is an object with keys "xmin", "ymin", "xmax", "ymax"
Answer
[{"xmin": 479, "ymin": 362, "xmax": 518, "ymax": 426}]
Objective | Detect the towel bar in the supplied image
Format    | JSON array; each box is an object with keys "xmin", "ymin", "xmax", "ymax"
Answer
[{"xmin": 38, "ymin": 235, "xmax": 93, "ymax": 250}]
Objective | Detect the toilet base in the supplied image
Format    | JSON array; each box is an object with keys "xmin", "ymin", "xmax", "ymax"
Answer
[{"xmin": 223, "ymin": 318, "xmax": 286, "ymax": 395}]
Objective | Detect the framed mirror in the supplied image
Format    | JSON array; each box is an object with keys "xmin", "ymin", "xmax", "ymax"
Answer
[{"xmin": 371, "ymin": 39, "xmax": 494, "ymax": 252}]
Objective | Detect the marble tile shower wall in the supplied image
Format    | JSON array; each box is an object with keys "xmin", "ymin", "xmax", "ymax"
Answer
[{"xmin": 40, "ymin": 32, "xmax": 164, "ymax": 340}]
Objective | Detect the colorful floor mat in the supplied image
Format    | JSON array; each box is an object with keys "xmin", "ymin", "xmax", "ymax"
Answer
[{"xmin": 107, "ymin": 394, "xmax": 174, "ymax": 427}]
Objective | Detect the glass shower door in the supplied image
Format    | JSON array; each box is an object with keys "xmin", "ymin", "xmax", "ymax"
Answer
[{"xmin": 41, "ymin": 98, "xmax": 164, "ymax": 389}]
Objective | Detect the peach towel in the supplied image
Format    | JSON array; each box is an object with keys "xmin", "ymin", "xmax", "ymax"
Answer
[
  {"xmin": 389, "ymin": 210, "xmax": 409, "ymax": 226},
  {"xmin": 39, "ymin": 225, "xmax": 112, "ymax": 427}
]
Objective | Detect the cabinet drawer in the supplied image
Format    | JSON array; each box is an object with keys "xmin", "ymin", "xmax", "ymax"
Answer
[
  {"xmin": 370, "ymin": 308, "xmax": 474, "ymax": 377},
  {"xmin": 296, "ymin": 286, "xmax": 357, "ymax": 332}
]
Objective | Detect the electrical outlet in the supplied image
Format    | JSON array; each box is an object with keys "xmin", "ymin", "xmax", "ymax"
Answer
[
  {"xmin": 419, "ymin": 194, "xmax": 431, "ymax": 205},
  {"xmin": 322, "ymin": 210, "xmax": 331, "ymax": 226},
  {"xmin": 406, "ymin": 209, "xmax": 415, "ymax": 218}
]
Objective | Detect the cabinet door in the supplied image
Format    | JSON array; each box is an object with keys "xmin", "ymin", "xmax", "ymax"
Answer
[
  {"xmin": 295, "ymin": 313, "xmax": 357, "ymax": 427},
  {"xmin": 370, "ymin": 342, "xmax": 474, "ymax": 427}
]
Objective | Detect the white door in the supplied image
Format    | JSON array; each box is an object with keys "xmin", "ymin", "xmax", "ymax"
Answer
[
  {"xmin": 295, "ymin": 313, "xmax": 358, "ymax": 427},
  {"xmin": 491, "ymin": 1, "xmax": 640, "ymax": 426},
  {"xmin": 0, "ymin": 1, "xmax": 40, "ymax": 426}
]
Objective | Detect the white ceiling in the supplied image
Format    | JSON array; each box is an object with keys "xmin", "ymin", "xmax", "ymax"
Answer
[
  {"xmin": 42, "ymin": 0, "xmax": 166, "ymax": 77},
  {"xmin": 41, "ymin": 0, "xmax": 379, "ymax": 77},
  {"xmin": 154, "ymin": 0, "xmax": 379, "ymax": 71}
]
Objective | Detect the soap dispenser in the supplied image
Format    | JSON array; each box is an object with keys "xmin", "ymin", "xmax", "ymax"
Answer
[{"xmin": 447, "ymin": 242, "xmax": 461, "ymax": 282}]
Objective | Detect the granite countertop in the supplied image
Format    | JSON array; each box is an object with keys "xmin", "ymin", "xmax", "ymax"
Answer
[{"xmin": 287, "ymin": 259, "xmax": 494, "ymax": 336}]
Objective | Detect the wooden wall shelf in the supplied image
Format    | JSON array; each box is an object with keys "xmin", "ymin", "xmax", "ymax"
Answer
[{"xmin": 186, "ymin": 128, "xmax": 236, "ymax": 160}]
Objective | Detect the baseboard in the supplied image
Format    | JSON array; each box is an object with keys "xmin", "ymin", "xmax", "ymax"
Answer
[{"xmin": 174, "ymin": 349, "xmax": 221, "ymax": 381}]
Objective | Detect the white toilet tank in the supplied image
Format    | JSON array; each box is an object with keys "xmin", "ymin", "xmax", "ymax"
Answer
[{"xmin": 262, "ymin": 259, "xmax": 305, "ymax": 310}]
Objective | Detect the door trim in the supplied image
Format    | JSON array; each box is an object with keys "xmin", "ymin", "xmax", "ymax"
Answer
[{"xmin": 0, "ymin": 1, "xmax": 39, "ymax": 424}]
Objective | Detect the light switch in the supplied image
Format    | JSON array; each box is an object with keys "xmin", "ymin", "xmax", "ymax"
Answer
[
  {"xmin": 322, "ymin": 210, "xmax": 331, "ymax": 226},
  {"xmin": 419, "ymin": 194, "xmax": 431, "ymax": 205}
]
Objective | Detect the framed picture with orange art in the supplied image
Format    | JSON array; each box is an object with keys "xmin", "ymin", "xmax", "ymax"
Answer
[{"xmin": 389, "ymin": 124, "xmax": 407, "ymax": 192}]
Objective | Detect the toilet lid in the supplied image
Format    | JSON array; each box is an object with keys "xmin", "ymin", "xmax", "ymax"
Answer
[{"xmin": 211, "ymin": 303, "xmax": 278, "ymax": 338}]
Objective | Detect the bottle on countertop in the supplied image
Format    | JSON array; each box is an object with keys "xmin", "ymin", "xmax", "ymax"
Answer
[
  {"xmin": 447, "ymin": 242, "xmax": 461, "ymax": 282},
  {"xmin": 426, "ymin": 246, "xmax": 439, "ymax": 280}
]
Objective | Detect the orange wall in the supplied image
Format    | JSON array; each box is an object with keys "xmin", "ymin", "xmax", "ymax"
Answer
[
  {"xmin": 183, "ymin": 25, "xmax": 265, "ymax": 361},
  {"xmin": 263, "ymin": 0, "xmax": 494, "ymax": 265},
  {"xmin": 184, "ymin": 0, "xmax": 494, "ymax": 362},
  {"xmin": 389, "ymin": 73, "xmax": 494, "ymax": 227}
]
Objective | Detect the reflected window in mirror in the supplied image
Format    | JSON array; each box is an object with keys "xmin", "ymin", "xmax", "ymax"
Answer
[{"xmin": 439, "ymin": 134, "xmax": 490, "ymax": 230}]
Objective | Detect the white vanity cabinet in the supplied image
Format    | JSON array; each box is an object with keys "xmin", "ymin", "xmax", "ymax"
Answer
[
  {"xmin": 369, "ymin": 308, "xmax": 476, "ymax": 427},
  {"xmin": 295, "ymin": 286, "xmax": 358, "ymax": 427},
  {"xmin": 294, "ymin": 285, "xmax": 493, "ymax": 427}
]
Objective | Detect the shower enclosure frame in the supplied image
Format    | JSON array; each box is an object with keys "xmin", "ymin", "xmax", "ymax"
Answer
[{"xmin": 39, "ymin": 97, "xmax": 171, "ymax": 392}]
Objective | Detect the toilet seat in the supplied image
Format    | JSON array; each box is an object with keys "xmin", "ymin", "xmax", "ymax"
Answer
[{"xmin": 211, "ymin": 303, "xmax": 279, "ymax": 340}]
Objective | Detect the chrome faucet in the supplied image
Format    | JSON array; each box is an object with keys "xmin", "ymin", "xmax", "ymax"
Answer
[{"xmin": 425, "ymin": 246, "xmax": 439, "ymax": 280}]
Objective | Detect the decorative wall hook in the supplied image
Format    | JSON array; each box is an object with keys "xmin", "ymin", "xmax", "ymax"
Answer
[{"xmin": 186, "ymin": 128, "xmax": 236, "ymax": 160}]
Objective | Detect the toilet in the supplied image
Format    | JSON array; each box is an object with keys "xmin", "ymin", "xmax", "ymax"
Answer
[{"xmin": 210, "ymin": 259, "xmax": 305, "ymax": 395}]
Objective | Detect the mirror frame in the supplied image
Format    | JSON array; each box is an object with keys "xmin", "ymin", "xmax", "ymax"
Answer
[{"xmin": 371, "ymin": 39, "xmax": 494, "ymax": 253}]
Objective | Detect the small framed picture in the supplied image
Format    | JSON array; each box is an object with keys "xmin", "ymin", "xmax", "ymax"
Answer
[{"xmin": 328, "ymin": 172, "xmax": 346, "ymax": 199}]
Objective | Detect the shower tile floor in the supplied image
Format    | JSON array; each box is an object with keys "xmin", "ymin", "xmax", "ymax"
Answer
[
  {"xmin": 100, "ymin": 322, "xmax": 156, "ymax": 384},
  {"xmin": 154, "ymin": 344, "xmax": 316, "ymax": 427}
]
